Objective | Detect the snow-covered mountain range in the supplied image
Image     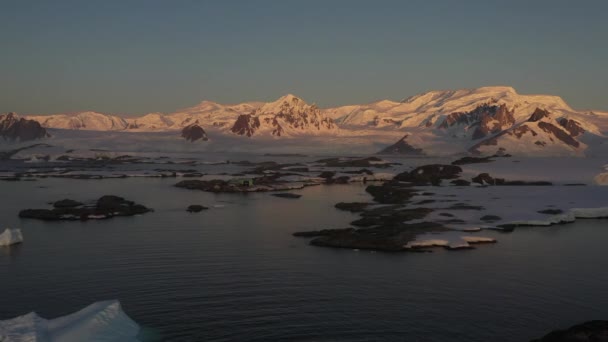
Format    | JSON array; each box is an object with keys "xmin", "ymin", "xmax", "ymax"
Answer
[{"xmin": 4, "ymin": 86, "xmax": 608, "ymax": 156}]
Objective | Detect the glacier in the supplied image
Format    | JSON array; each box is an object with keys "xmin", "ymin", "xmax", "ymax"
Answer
[{"xmin": 0, "ymin": 300, "xmax": 141, "ymax": 342}]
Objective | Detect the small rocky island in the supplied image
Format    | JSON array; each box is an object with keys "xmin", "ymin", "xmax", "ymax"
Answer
[{"xmin": 19, "ymin": 195, "xmax": 152, "ymax": 221}]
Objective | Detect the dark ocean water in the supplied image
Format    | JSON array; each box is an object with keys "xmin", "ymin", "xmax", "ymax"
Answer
[{"xmin": 1, "ymin": 178, "xmax": 608, "ymax": 341}]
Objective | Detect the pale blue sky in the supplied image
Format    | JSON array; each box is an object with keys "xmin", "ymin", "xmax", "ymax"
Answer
[{"xmin": 1, "ymin": 0, "xmax": 607, "ymax": 115}]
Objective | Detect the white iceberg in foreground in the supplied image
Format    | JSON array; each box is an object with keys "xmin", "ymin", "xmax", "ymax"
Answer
[
  {"xmin": 0, "ymin": 229, "xmax": 23, "ymax": 246},
  {"xmin": 0, "ymin": 300, "xmax": 141, "ymax": 342}
]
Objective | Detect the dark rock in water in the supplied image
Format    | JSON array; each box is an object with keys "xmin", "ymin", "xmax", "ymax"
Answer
[
  {"xmin": 531, "ymin": 320, "xmax": 608, "ymax": 342},
  {"xmin": 318, "ymin": 171, "xmax": 336, "ymax": 179},
  {"xmin": 538, "ymin": 209, "xmax": 564, "ymax": 215},
  {"xmin": 0, "ymin": 113, "xmax": 49, "ymax": 142},
  {"xmin": 472, "ymin": 173, "xmax": 502, "ymax": 185},
  {"xmin": 309, "ymin": 222, "xmax": 447, "ymax": 252},
  {"xmin": 53, "ymin": 199, "xmax": 84, "ymax": 208},
  {"xmin": 378, "ymin": 134, "xmax": 424, "ymax": 155},
  {"xmin": 415, "ymin": 199, "xmax": 436, "ymax": 205},
  {"xmin": 187, "ymin": 205, "xmax": 208, "ymax": 213},
  {"xmin": 472, "ymin": 173, "xmax": 552, "ymax": 186},
  {"xmin": 0, "ymin": 143, "xmax": 52, "ymax": 161},
  {"xmin": 19, "ymin": 195, "xmax": 152, "ymax": 221},
  {"xmin": 342, "ymin": 168, "xmax": 374, "ymax": 175},
  {"xmin": 450, "ymin": 179, "xmax": 471, "ymax": 186},
  {"xmin": 272, "ymin": 193, "xmax": 302, "ymax": 199},
  {"xmin": 315, "ymin": 156, "xmax": 395, "ymax": 168},
  {"xmin": 451, "ymin": 156, "xmax": 495, "ymax": 166},
  {"xmin": 0, "ymin": 177, "xmax": 21, "ymax": 181},
  {"xmin": 502, "ymin": 180, "xmax": 553, "ymax": 186},
  {"xmin": 447, "ymin": 203, "xmax": 485, "ymax": 210},
  {"xmin": 181, "ymin": 123, "xmax": 208, "ymax": 142},
  {"xmin": 330, "ymin": 176, "xmax": 350, "ymax": 184},
  {"xmin": 351, "ymin": 206, "xmax": 433, "ymax": 227},
  {"xmin": 394, "ymin": 164, "xmax": 462, "ymax": 186},
  {"xmin": 480, "ymin": 215, "xmax": 502, "ymax": 222},
  {"xmin": 439, "ymin": 213, "xmax": 455, "ymax": 217},
  {"xmin": 293, "ymin": 228, "xmax": 355, "ymax": 237},
  {"xmin": 365, "ymin": 183, "xmax": 417, "ymax": 204},
  {"xmin": 334, "ymin": 202, "xmax": 371, "ymax": 212}
]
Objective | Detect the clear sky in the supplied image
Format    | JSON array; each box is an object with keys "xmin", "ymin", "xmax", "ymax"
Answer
[{"xmin": 1, "ymin": 0, "xmax": 607, "ymax": 116}]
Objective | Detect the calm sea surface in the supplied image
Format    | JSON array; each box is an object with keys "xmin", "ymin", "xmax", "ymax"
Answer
[{"xmin": 1, "ymin": 178, "xmax": 608, "ymax": 341}]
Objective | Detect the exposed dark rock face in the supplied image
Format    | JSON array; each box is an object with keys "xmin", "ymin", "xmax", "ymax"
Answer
[
  {"xmin": 538, "ymin": 122, "xmax": 580, "ymax": 148},
  {"xmin": 230, "ymin": 114, "xmax": 261, "ymax": 137},
  {"xmin": 0, "ymin": 113, "xmax": 49, "ymax": 142},
  {"xmin": 394, "ymin": 164, "xmax": 462, "ymax": 186},
  {"xmin": 558, "ymin": 118, "xmax": 585, "ymax": 137},
  {"xmin": 439, "ymin": 104, "xmax": 515, "ymax": 140},
  {"xmin": 19, "ymin": 195, "xmax": 152, "ymax": 221},
  {"xmin": 531, "ymin": 320, "xmax": 608, "ymax": 342},
  {"xmin": 181, "ymin": 123, "xmax": 208, "ymax": 142},
  {"xmin": 512, "ymin": 125, "xmax": 538, "ymax": 138},
  {"xmin": 187, "ymin": 204, "xmax": 208, "ymax": 212},
  {"xmin": 272, "ymin": 193, "xmax": 302, "ymax": 199},
  {"xmin": 378, "ymin": 134, "xmax": 424, "ymax": 155},
  {"xmin": 527, "ymin": 108, "xmax": 551, "ymax": 122}
]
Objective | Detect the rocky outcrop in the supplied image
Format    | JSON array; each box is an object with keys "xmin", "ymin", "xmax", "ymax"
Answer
[
  {"xmin": 181, "ymin": 123, "xmax": 208, "ymax": 142},
  {"xmin": 19, "ymin": 195, "xmax": 152, "ymax": 221},
  {"xmin": 0, "ymin": 113, "xmax": 49, "ymax": 142},
  {"xmin": 531, "ymin": 320, "xmax": 608, "ymax": 342},
  {"xmin": 378, "ymin": 135, "xmax": 424, "ymax": 155}
]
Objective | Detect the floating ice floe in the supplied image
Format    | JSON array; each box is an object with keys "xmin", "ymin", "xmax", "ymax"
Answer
[
  {"xmin": 0, "ymin": 229, "xmax": 23, "ymax": 246},
  {"xmin": 507, "ymin": 207, "xmax": 608, "ymax": 227},
  {"xmin": 0, "ymin": 300, "xmax": 140, "ymax": 342}
]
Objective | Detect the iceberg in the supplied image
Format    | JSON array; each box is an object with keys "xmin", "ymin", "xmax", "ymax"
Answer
[
  {"xmin": 0, "ymin": 300, "xmax": 141, "ymax": 342},
  {"xmin": 0, "ymin": 229, "xmax": 23, "ymax": 246}
]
